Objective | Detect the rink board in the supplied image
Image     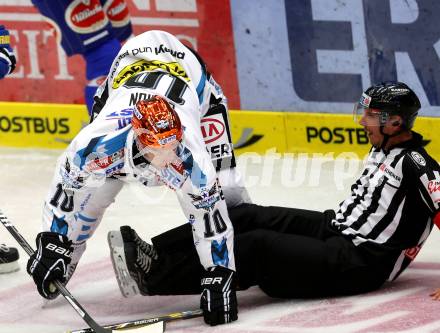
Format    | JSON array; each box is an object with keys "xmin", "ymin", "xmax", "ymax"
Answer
[
  {"xmin": 0, "ymin": 102, "xmax": 88, "ymax": 149},
  {"xmin": 0, "ymin": 102, "xmax": 439, "ymax": 160}
]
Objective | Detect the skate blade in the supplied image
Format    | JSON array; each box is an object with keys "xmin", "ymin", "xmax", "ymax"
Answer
[{"xmin": 108, "ymin": 230, "xmax": 140, "ymax": 298}]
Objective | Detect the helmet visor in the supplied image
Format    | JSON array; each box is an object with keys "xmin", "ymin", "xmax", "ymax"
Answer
[
  {"xmin": 353, "ymin": 102, "xmax": 386, "ymax": 127},
  {"xmin": 131, "ymin": 95, "xmax": 183, "ymax": 148},
  {"xmin": 134, "ymin": 131, "xmax": 181, "ymax": 169}
]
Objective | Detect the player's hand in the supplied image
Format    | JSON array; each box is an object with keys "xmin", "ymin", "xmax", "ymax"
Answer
[
  {"xmin": 430, "ymin": 288, "xmax": 440, "ymax": 300},
  {"xmin": 200, "ymin": 266, "xmax": 238, "ymax": 326},
  {"xmin": 0, "ymin": 25, "xmax": 16, "ymax": 78},
  {"xmin": 26, "ymin": 232, "xmax": 73, "ymax": 299}
]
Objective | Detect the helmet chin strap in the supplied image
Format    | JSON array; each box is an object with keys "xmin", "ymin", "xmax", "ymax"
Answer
[{"xmin": 378, "ymin": 111, "xmax": 405, "ymax": 150}]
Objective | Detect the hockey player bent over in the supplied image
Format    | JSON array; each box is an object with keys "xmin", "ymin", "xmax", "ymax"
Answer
[
  {"xmin": 26, "ymin": 30, "xmax": 249, "ymax": 326},
  {"xmin": 110, "ymin": 82, "xmax": 440, "ymax": 300}
]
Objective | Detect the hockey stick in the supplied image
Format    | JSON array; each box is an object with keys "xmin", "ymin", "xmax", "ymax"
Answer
[
  {"xmin": 0, "ymin": 210, "xmax": 112, "ymax": 333},
  {"xmin": 68, "ymin": 309, "xmax": 203, "ymax": 333}
]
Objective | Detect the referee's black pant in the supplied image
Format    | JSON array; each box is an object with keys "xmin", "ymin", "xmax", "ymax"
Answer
[{"xmin": 146, "ymin": 203, "xmax": 395, "ymax": 298}]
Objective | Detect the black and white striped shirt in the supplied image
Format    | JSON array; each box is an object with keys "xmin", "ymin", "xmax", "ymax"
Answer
[{"xmin": 331, "ymin": 132, "xmax": 440, "ymax": 281}]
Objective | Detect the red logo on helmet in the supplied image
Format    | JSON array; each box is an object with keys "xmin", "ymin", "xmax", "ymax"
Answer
[
  {"xmin": 65, "ymin": 0, "xmax": 108, "ymax": 34},
  {"xmin": 104, "ymin": 0, "xmax": 131, "ymax": 27},
  {"xmin": 360, "ymin": 93, "xmax": 371, "ymax": 107},
  {"xmin": 201, "ymin": 118, "xmax": 225, "ymax": 144}
]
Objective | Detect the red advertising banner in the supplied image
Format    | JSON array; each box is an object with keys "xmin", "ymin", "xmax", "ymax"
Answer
[{"xmin": 0, "ymin": 0, "xmax": 240, "ymax": 108}]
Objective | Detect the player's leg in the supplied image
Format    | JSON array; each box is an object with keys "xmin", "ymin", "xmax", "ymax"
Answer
[
  {"xmin": 108, "ymin": 221, "xmax": 387, "ymax": 298},
  {"xmin": 108, "ymin": 225, "xmax": 203, "ymax": 296},
  {"xmin": 229, "ymin": 203, "xmax": 334, "ymax": 238},
  {"xmin": 228, "ymin": 204, "xmax": 389, "ymax": 295},
  {"xmin": 143, "ymin": 202, "xmax": 328, "ymax": 255},
  {"xmin": 235, "ymin": 228, "xmax": 388, "ymax": 297},
  {"xmin": 123, "ymin": 203, "xmax": 331, "ymax": 273},
  {"xmin": 107, "ymin": 204, "xmax": 336, "ymax": 296}
]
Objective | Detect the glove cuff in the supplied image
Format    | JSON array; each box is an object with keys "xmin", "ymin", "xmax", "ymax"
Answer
[
  {"xmin": 201, "ymin": 266, "xmax": 236, "ymax": 292},
  {"xmin": 37, "ymin": 231, "xmax": 72, "ymax": 244}
]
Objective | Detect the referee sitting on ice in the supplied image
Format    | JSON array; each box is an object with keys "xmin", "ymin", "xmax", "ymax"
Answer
[{"xmin": 110, "ymin": 81, "xmax": 440, "ymax": 301}]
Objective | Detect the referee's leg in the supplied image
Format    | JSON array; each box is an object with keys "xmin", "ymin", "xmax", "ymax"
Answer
[
  {"xmin": 229, "ymin": 203, "xmax": 330, "ymax": 239},
  {"xmin": 235, "ymin": 228, "xmax": 386, "ymax": 297}
]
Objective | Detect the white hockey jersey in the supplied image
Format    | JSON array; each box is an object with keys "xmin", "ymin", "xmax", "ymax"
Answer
[{"xmin": 42, "ymin": 30, "xmax": 246, "ymax": 272}]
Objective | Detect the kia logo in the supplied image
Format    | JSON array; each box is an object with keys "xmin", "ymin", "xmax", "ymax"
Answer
[{"xmin": 201, "ymin": 118, "xmax": 225, "ymax": 144}]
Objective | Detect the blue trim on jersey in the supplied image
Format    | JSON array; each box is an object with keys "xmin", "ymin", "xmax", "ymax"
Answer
[
  {"xmin": 190, "ymin": 161, "xmax": 207, "ymax": 188},
  {"xmin": 81, "ymin": 225, "xmax": 91, "ymax": 231},
  {"xmin": 77, "ymin": 234, "xmax": 90, "ymax": 242},
  {"xmin": 196, "ymin": 70, "xmax": 206, "ymax": 105},
  {"xmin": 50, "ymin": 214, "xmax": 68, "ymax": 235},
  {"xmin": 211, "ymin": 237, "xmax": 229, "ymax": 267},
  {"xmin": 178, "ymin": 145, "xmax": 207, "ymax": 188},
  {"xmin": 76, "ymin": 127, "xmax": 130, "ymax": 169},
  {"xmin": 75, "ymin": 212, "xmax": 97, "ymax": 223}
]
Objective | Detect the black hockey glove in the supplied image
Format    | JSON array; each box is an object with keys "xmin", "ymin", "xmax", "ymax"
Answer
[
  {"xmin": 200, "ymin": 266, "xmax": 238, "ymax": 326},
  {"xmin": 26, "ymin": 232, "xmax": 73, "ymax": 299}
]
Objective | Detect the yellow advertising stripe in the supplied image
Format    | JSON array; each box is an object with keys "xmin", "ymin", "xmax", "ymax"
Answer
[
  {"xmin": 229, "ymin": 111, "xmax": 287, "ymax": 154},
  {"xmin": 285, "ymin": 112, "xmax": 440, "ymax": 159},
  {"xmin": 230, "ymin": 111, "xmax": 440, "ymax": 160},
  {"xmin": 0, "ymin": 102, "xmax": 439, "ymax": 161},
  {"xmin": 0, "ymin": 102, "xmax": 88, "ymax": 149},
  {"xmin": 284, "ymin": 112, "xmax": 370, "ymax": 156}
]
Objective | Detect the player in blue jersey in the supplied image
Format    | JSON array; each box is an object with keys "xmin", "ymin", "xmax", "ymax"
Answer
[
  {"xmin": 32, "ymin": 0, "xmax": 133, "ymax": 114},
  {"xmin": 0, "ymin": 25, "xmax": 16, "ymax": 79}
]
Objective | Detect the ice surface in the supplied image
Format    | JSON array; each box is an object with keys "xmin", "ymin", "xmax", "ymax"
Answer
[{"xmin": 1, "ymin": 148, "xmax": 440, "ymax": 333}]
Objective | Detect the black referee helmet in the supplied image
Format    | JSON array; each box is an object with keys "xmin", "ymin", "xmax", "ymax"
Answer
[{"xmin": 363, "ymin": 81, "xmax": 421, "ymax": 130}]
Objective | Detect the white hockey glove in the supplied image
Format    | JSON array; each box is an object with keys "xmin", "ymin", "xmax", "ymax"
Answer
[
  {"xmin": 26, "ymin": 232, "xmax": 73, "ymax": 299},
  {"xmin": 200, "ymin": 266, "xmax": 238, "ymax": 326}
]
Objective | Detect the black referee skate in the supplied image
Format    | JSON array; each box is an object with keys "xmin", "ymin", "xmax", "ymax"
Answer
[
  {"xmin": 108, "ymin": 226, "xmax": 158, "ymax": 297},
  {"xmin": 0, "ymin": 243, "xmax": 19, "ymax": 274}
]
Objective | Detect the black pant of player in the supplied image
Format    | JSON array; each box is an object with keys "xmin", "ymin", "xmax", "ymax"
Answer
[{"xmin": 146, "ymin": 203, "xmax": 393, "ymax": 298}]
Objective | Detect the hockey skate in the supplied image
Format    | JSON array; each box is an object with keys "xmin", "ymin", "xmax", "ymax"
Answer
[
  {"xmin": 108, "ymin": 226, "xmax": 158, "ymax": 298},
  {"xmin": 0, "ymin": 244, "xmax": 19, "ymax": 274}
]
